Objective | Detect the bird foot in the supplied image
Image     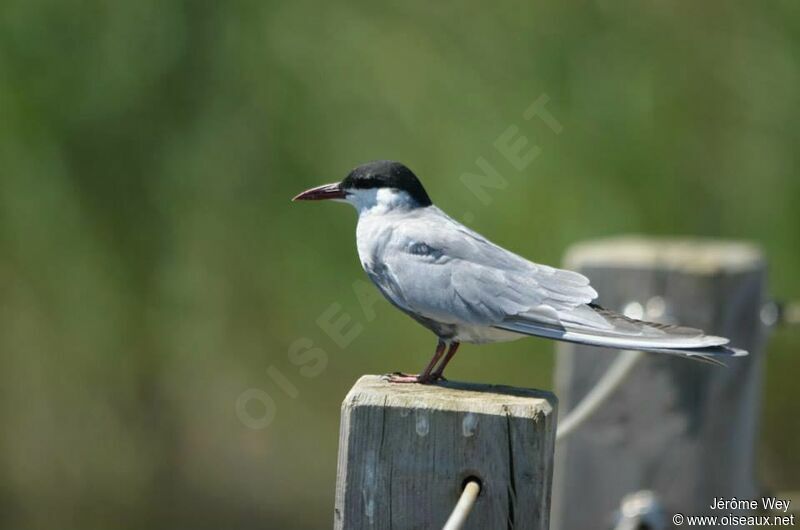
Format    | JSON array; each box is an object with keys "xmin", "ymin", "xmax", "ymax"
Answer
[{"xmin": 382, "ymin": 372, "xmax": 441, "ymax": 384}]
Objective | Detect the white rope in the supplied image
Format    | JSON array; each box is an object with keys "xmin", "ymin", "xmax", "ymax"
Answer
[
  {"xmin": 442, "ymin": 480, "xmax": 481, "ymax": 530},
  {"xmin": 555, "ymin": 349, "xmax": 644, "ymax": 443}
]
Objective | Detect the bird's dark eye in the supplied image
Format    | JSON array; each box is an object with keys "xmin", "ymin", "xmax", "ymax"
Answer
[{"xmin": 359, "ymin": 176, "xmax": 379, "ymax": 189}]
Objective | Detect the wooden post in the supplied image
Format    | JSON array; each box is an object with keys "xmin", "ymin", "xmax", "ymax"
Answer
[
  {"xmin": 551, "ymin": 237, "xmax": 768, "ymax": 530},
  {"xmin": 334, "ymin": 375, "xmax": 557, "ymax": 530}
]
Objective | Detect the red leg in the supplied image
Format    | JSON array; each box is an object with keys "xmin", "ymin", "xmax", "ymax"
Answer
[
  {"xmin": 431, "ymin": 342, "xmax": 460, "ymax": 380},
  {"xmin": 385, "ymin": 340, "xmax": 446, "ymax": 384}
]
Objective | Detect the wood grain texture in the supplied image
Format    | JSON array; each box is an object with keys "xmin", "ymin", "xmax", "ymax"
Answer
[
  {"xmin": 334, "ymin": 375, "xmax": 557, "ymax": 530},
  {"xmin": 552, "ymin": 237, "xmax": 767, "ymax": 530}
]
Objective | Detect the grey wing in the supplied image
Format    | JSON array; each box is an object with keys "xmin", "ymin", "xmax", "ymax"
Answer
[
  {"xmin": 381, "ymin": 209, "xmax": 747, "ymax": 360},
  {"xmin": 379, "ymin": 209, "xmax": 597, "ymax": 326}
]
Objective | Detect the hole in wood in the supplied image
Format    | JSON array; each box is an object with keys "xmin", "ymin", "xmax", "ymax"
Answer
[{"xmin": 461, "ymin": 475, "xmax": 483, "ymax": 496}]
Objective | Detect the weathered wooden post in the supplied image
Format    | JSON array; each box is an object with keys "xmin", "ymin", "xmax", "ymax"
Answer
[
  {"xmin": 334, "ymin": 375, "xmax": 557, "ymax": 529},
  {"xmin": 551, "ymin": 237, "xmax": 767, "ymax": 530}
]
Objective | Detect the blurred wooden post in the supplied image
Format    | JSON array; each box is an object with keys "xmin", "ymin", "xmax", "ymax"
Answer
[
  {"xmin": 552, "ymin": 237, "xmax": 768, "ymax": 530},
  {"xmin": 334, "ymin": 375, "xmax": 557, "ymax": 530}
]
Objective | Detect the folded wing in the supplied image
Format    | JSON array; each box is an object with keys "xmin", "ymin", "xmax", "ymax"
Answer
[
  {"xmin": 380, "ymin": 208, "xmax": 597, "ymax": 325},
  {"xmin": 379, "ymin": 208, "xmax": 747, "ymax": 362}
]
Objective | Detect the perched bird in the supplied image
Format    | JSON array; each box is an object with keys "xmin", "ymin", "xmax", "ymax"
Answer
[{"xmin": 293, "ymin": 161, "xmax": 747, "ymax": 383}]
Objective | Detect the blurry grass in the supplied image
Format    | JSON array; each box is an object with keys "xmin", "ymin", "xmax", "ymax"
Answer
[{"xmin": 0, "ymin": 0, "xmax": 798, "ymax": 528}]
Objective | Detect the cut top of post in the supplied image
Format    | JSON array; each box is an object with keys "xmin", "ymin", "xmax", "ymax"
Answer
[
  {"xmin": 564, "ymin": 236, "xmax": 764, "ymax": 274},
  {"xmin": 342, "ymin": 375, "xmax": 556, "ymax": 419}
]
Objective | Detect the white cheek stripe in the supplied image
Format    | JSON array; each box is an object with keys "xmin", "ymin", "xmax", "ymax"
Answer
[{"xmin": 347, "ymin": 188, "xmax": 416, "ymax": 215}]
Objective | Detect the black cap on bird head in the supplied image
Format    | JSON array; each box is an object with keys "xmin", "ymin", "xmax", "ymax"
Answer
[{"xmin": 341, "ymin": 160, "xmax": 432, "ymax": 207}]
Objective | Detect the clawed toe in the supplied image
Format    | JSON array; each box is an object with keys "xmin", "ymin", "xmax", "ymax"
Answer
[
  {"xmin": 382, "ymin": 372, "xmax": 443, "ymax": 384},
  {"xmin": 383, "ymin": 373, "xmax": 422, "ymax": 383}
]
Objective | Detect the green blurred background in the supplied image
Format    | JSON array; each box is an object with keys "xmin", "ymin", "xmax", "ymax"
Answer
[{"xmin": 1, "ymin": 1, "xmax": 798, "ymax": 528}]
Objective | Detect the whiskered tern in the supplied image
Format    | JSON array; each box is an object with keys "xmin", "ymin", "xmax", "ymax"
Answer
[{"xmin": 293, "ymin": 160, "xmax": 746, "ymax": 383}]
